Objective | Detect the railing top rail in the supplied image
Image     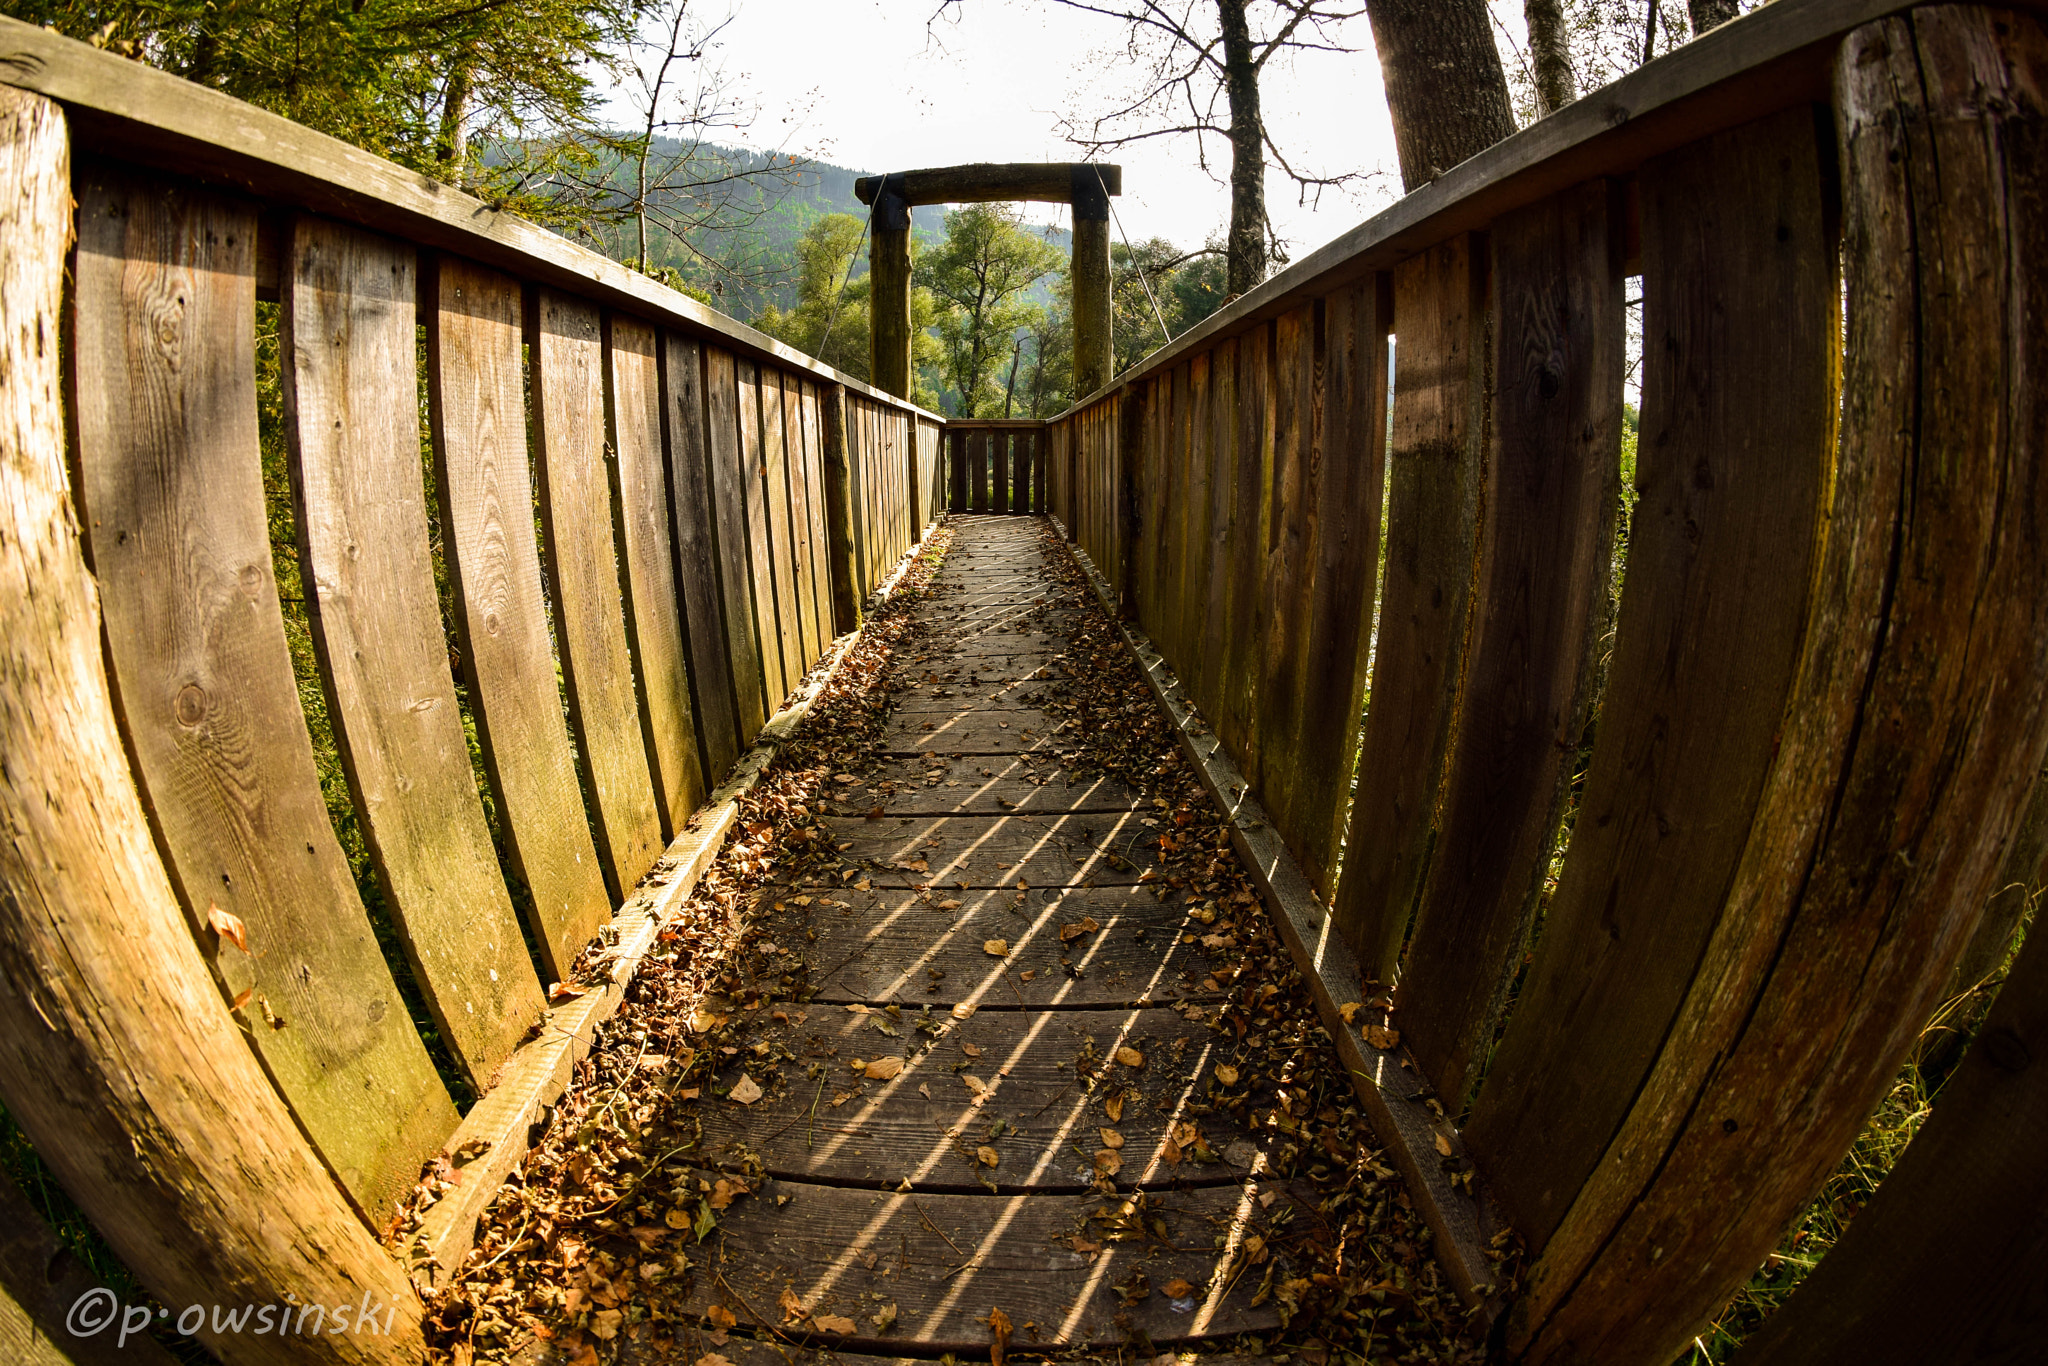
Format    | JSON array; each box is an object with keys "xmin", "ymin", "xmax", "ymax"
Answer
[
  {"xmin": 1050, "ymin": 0, "xmax": 2048, "ymax": 418},
  {"xmin": 944, "ymin": 419, "xmax": 1055, "ymax": 428},
  {"xmin": 0, "ymin": 15, "xmax": 943, "ymax": 424}
]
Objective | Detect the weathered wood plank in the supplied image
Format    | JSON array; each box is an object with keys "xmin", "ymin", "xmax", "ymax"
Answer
[
  {"xmin": 532, "ymin": 289, "xmax": 665, "ymax": 898},
  {"xmin": 1471, "ymin": 113, "xmax": 1833, "ymax": 1245},
  {"xmin": 821, "ymin": 384, "xmax": 864, "ymax": 634},
  {"xmin": 794, "ymin": 379, "xmax": 834, "ymax": 656},
  {"xmin": 795, "ymin": 885, "xmax": 1223, "ymax": 1006},
  {"xmin": 1268, "ymin": 275, "xmax": 1389, "ymax": 898},
  {"xmin": 70, "ymin": 162, "xmax": 455, "ymax": 1220},
  {"xmin": 284, "ymin": 214, "xmax": 544, "ymax": 1081},
  {"xmin": 1215, "ymin": 327, "xmax": 1269, "ymax": 761},
  {"xmin": 1245, "ymin": 304, "xmax": 1319, "ymax": 866},
  {"xmin": 14, "ymin": 108, "xmax": 431, "ymax": 1361},
  {"xmin": 758, "ymin": 366, "xmax": 806, "ymax": 697},
  {"xmin": 707, "ymin": 348, "xmax": 769, "ymax": 737},
  {"xmin": 430, "ymin": 257, "xmax": 613, "ymax": 986},
  {"xmin": 679, "ymin": 1179, "xmax": 1289, "ymax": 1350},
  {"xmin": 971, "ymin": 427, "xmax": 989, "ymax": 513},
  {"xmin": 850, "ymin": 757, "xmax": 1145, "ymax": 817},
  {"xmin": 660, "ymin": 331, "xmax": 742, "ymax": 785},
  {"xmin": 1397, "ymin": 181, "xmax": 1625, "ymax": 1109},
  {"xmin": 698, "ymin": 1005, "xmax": 1250, "ymax": 1189},
  {"xmin": 801, "ymin": 811, "xmax": 1160, "ymax": 888},
  {"xmin": 1732, "ymin": 865, "xmax": 2048, "ymax": 1366},
  {"xmin": 1329, "ymin": 235, "xmax": 1488, "ymax": 986},
  {"xmin": 949, "ymin": 428, "xmax": 967, "ymax": 511},
  {"xmin": 1192, "ymin": 339, "xmax": 1239, "ymax": 726},
  {"xmin": 1514, "ymin": 19, "xmax": 2048, "ymax": 1359},
  {"xmin": 733, "ymin": 358, "xmax": 788, "ymax": 709},
  {"xmin": 877, "ymin": 709, "xmax": 1061, "ymax": 755},
  {"xmin": 608, "ymin": 313, "xmax": 705, "ymax": 837}
]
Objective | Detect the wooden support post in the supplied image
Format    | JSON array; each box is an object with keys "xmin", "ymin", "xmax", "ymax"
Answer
[
  {"xmin": 869, "ymin": 175, "xmax": 913, "ymax": 400},
  {"xmin": 1072, "ymin": 165, "xmax": 1114, "ymax": 401},
  {"xmin": 820, "ymin": 382, "xmax": 862, "ymax": 634}
]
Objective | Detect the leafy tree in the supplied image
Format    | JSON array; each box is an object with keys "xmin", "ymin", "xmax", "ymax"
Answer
[
  {"xmin": 754, "ymin": 213, "xmax": 945, "ymax": 410},
  {"xmin": 1109, "ymin": 237, "xmax": 1228, "ymax": 374},
  {"xmin": 917, "ymin": 205, "xmax": 1066, "ymax": 418}
]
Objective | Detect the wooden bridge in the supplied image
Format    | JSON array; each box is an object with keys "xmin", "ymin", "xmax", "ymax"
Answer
[{"xmin": 0, "ymin": 3, "xmax": 2043, "ymax": 1365}]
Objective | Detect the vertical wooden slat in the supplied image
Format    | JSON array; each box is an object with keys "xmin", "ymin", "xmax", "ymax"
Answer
[
  {"xmin": 284, "ymin": 217, "xmax": 543, "ymax": 1082},
  {"xmin": 607, "ymin": 314, "xmax": 704, "ymax": 836},
  {"xmin": 950, "ymin": 427, "xmax": 968, "ymax": 511},
  {"xmin": 660, "ymin": 331, "xmax": 741, "ymax": 785},
  {"xmin": 820, "ymin": 384, "xmax": 862, "ymax": 634},
  {"xmin": 972, "ymin": 428, "xmax": 990, "ymax": 512},
  {"xmin": 1397, "ymin": 181, "xmax": 1626, "ymax": 1107},
  {"xmin": 758, "ymin": 367, "xmax": 804, "ymax": 696},
  {"xmin": 706, "ymin": 348, "xmax": 768, "ymax": 739},
  {"xmin": 2, "ymin": 98, "xmax": 428, "ymax": 1363},
  {"xmin": 1329, "ymin": 236, "xmax": 1489, "ymax": 986},
  {"xmin": 1257, "ymin": 280, "xmax": 1392, "ymax": 899},
  {"xmin": 734, "ymin": 358, "xmax": 788, "ymax": 710},
  {"xmin": 1174, "ymin": 358, "xmax": 1213, "ymax": 674},
  {"xmin": 797, "ymin": 380, "xmax": 836, "ymax": 649},
  {"xmin": 1516, "ymin": 19, "xmax": 2048, "ymax": 1357},
  {"xmin": 1248, "ymin": 306, "xmax": 1318, "ymax": 813},
  {"xmin": 1194, "ymin": 339, "xmax": 1240, "ymax": 725},
  {"xmin": 1471, "ymin": 111, "xmax": 1833, "ymax": 1247},
  {"xmin": 430, "ymin": 258, "xmax": 612, "ymax": 988},
  {"xmin": 1215, "ymin": 325, "xmax": 1272, "ymax": 760},
  {"xmin": 531, "ymin": 288, "xmax": 663, "ymax": 898},
  {"xmin": 70, "ymin": 163, "xmax": 454, "ymax": 1220}
]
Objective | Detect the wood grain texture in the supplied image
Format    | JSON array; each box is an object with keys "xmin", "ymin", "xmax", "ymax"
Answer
[
  {"xmin": 793, "ymin": 380, "xmax": 833, "ymax": 658},
  {"xmin": 802, "ymin": 810, "xmax": 1158, "ymax": 888},
  {"xmin": 705, "ymin": 346, "xmax": 770, "ymax": 740},
  {"xmin": 429, "ymin": 256, "xmax": 612, "ymax": 986},
  {"xmin": 800, "ymin": 884, "xmax": 1215, "ymax": 1006},
  {"xmin": 532, "ymin": 288, "xmax": 664, "ymax": 899},
  {"xmin": 283, "ymin": 215, "xmax": 543, "ymax": 1081},
  {"xmin": 948, "ymin": 428, "xmax": 967, "ymax": 511},
  {"xmin": 822, "ymin": 384, "xmax": 864, "ymax": 634},
  {"xmin": 70, "ymin": 162, "xmax": 454, "ymax": 1220},
  {"xmin": 608, "ymin": 313, "xmax": 704, "ymax": 837},
  {"xmin": 1515, "ymin": 16, "xmax": 2048, "ymax": 1360},
  {"xmin": 660, "ymin": 330, "xmax": 742, "ymax": 785},
  {"xmin": 697, "ymin": 1006, "xmax": 1250, "ymax": 1190},
  {"xmin": 1471, "ymin": 112, "xmax": 1833, "ymax": 1251},
  {"xmin": 680, "ymin": 1178, "xmax": 1287, "ymax": 1350},
  {"xmin": 1731, "ymin": 848, "xmax": 2048, "ymax": 1366},
  {"xmin": 1217, "ymin": 327, "xmax": 1269, "ymax": 757},
  {"xmin": 1, "ymin": 98, "xmax": 427, "ymax": 1360},
  {"xmin": 1284, "ymin": 276, "xmax": 1390, "ymax": 898},
  {"xmin": 855, "ymin": 755, "xmax": 1145, "ymax": 816},
  {"xmin": 736, "ymin": 359, "xmax": 791, "ymax": 708},
  {"xmin": 758, "ymin": 366, "xmax": 806, "ymax": 698},
  {"xmin": 1173, "ymin": 355, "xmax": 1213, "ymax": 703},
  {"xmin": 1192, "ymin": 339, "xmax": 1239, "ymax": 728},
  {"xmin": 1330, "ymin": 236, "xmax": 1488, "ymax": 986},
  {"xmin": 1398, "ymin": 182, "xmax": 1624, "ymax": 1111}
]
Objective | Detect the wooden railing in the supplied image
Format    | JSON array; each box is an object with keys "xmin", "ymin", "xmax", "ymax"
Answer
[
  {"xmin": 0, "ymin": 16, "xmax": 940, "ymax": 1363},
  {"xmin": 1050, "ymin": 3, "xmax": 2046, "ymax": 1363},
  {"xmin": 944, "ymin": 419, "xmax": 1049, "ymax": 514}
]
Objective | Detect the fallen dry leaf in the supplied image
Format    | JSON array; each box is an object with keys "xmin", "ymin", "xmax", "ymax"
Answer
[
  {"xmin": 1338, "ymin": 1001, "xmax": 1363, "ymax": 1024},
  {"xmin": 696, "ymin": 1355, "xmax": 734, "ymax": 1366},
  {"xmin": 962, "ymin": 1042, "xmax": 981, "ymax": 1057},
  {"xmin": 1058, "ymin": 916, "xmax": 1100, "ymax": 943},
  {"xmin": 976, "ymin": 1145, "xmax": 1000, "ymax": 1167},
  {"xmin": 962, "ymin": 1074, "xmax": 987, "ymax": 1096},
  {"xmin": 984, "ymin": 1307, "xmax": 1014, "ymax": 1366},
  {"xmin": 1099, "ymin": 1127, "xmax": 1124, "ymax": 1149},
  {"xmin": 778, "ymin": 1287, "xmax": 806, "ymax": 1323},
  {"xmin": 872, "ymin": 1300, "xmax": 898, "ymax": 1331},
  {"xmin": 1093, "ymin": 1148, "xmax": 1122, "ymax": 1176},
  {"xmin": 1162, "ymin": 1277, "xmax": 1196, "ymax": 1299},
  {"xmin": 951, "ymin": 1002, "xmax": 978, "ymax": 1020},
  {"xmin": 983, "ymin": 939, "xmax": 1009, "ymax": 957},
  {"xmin": 706, "ymin": 1305, "xmax": 737, "ymax": 1330},
  {"xmin": 1115, "ymin": 1046, "xmax": 1145, "ymax": 1068},
  {"xmin": 728, "ymin": 1073, "xmax": 764, "ymax": 1105},
  {"xmin": 1104, "ymin": 1091, "xmax": 1125, "ymax": 1121},
  {"xmin": 813, "ymin": 1315, "xmax": 856, "ymax": 1335},
  {"xmin": 1366, "ymin": 1024, "xmax": 1402, "ymax": 1050},
  {"xmin": 1019, "ymin": 969, "xmax": 1037, "ymax": 982},
  {"xmin": 865, "ymin": 1056, "xmax": 904, "ymax": 1081},
  {"xmin": 1214, "ymin": 1064, "xmax": 1239, "ymax": 1086},
  {"xmin": 1434, "ymin": 1131, "xmax": 1454, "ymax": 1157},
  {"xmin": 206, "ymin": 904, "xmax": 248, "ymax": 954},
  {"xmin": 548, "ymin": 981, "xmax": 585, "ymax": 1003}
]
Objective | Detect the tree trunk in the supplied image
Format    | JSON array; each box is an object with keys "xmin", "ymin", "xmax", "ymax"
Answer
[
  {"xmin": 437, "ymin": 58, "xmax": 471, "ymax": 181},
  {"xmin": 1689, "ymin": 0, "xmax": 1739, "ymax": 36},
  {"xmin": 1366, "ymin": 0, "xmax": 1517, "ymax": 192},
  {"xmin": 1525, "ymin": 0, "xmax": 1577, "ymax": 114},
  {"xmin": 1218, "ymin": 0, "xmax": 1267, "ymax": 295}
]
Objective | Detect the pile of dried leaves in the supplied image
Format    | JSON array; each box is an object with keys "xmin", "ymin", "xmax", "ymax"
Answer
[{"xmin": 411, "ymin": 516, "xmax": 1510, "ymax": 1366}]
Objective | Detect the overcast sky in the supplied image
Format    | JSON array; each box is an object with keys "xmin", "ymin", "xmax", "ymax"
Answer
[{"xmin": 671, "ymin": 0, "xmax": 1425, "ymax": 263}]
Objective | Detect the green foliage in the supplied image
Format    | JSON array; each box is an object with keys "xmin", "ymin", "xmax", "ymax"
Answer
[
  {"xmin": 14, "ymin": 0, "xmax": 633, "ymax": 226},
  {"xmin": 1110, "ymin": 236, "xmax": 1227, "ymax": 375},
  {"xmin": 918, "ymin": 205, "xmax": 1066, "ymax": 418},
  {"xmin": 751, "ymin": 213, "xmax": 944, "ymax": 410}
]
